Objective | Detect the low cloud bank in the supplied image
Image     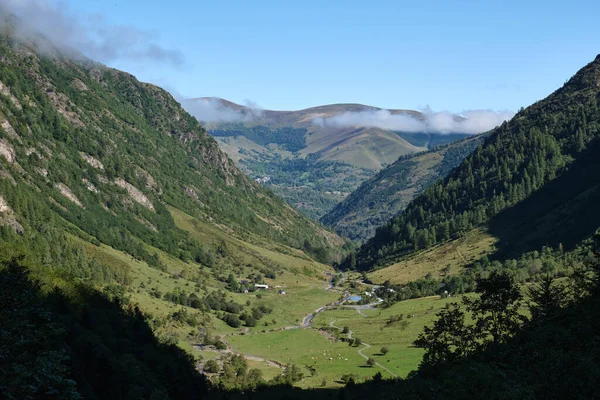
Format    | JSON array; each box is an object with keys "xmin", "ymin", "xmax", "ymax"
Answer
[
  {"xmin": 0, "ymin": 0, "xmax": 183, "ymax": 66},
  {"xmin": 313, "ymin": 108, "xmax": 515, "ymax": 134},
  {"xmin": 181, "ymin": 96, "xmax": 514, "ymax": 134},
  {"xmin": 181, "ymin": 98, "xmax": 263, "ymax": 123}
]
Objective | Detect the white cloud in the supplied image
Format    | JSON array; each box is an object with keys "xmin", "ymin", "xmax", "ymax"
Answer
[
  {"xmin": 180, "ymin": 97, "xmax": 263, "ymax": 124},
  {"xmin": 0, "ymin": 0, "xmax": 184, "ymax": 66},
  {"xmin": 313, "ymin": 108, "xmax": 514, "ymax": 134}
]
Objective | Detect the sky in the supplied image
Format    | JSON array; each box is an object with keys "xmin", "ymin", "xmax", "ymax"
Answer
[{"xmin": 5, "ymin": 0, "xmax": 600, "ymax": 113}]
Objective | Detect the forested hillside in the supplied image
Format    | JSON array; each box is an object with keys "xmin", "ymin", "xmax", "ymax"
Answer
[
  {"xmin": 322, "ymin": 134, "xmax": 484, "ymax": 241},
  {"xmin": 0, "ymin": 16, "xmax": 350, "ymax": 399},
  {"xmin": 0, "ymin": 19, "xmax": 345, "ymax": 270},
  {"xmin": 347, "ymin": 54, "xmax": 600, "ymax": 270}
]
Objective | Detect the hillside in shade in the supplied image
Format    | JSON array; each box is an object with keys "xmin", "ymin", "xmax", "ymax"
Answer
[{"xmin": 346, "ymin": 54, "xmax": 600, "ymax": 271}]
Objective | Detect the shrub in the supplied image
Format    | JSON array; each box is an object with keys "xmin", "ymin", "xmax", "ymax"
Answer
[{"xmin": 203, "ymin": 359, "xmax": 219, "ymax": 373}]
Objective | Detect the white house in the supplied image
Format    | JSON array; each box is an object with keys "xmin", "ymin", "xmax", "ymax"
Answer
[{"xmin": 254, "ymin": 284, "xmax": 269, "ymax": 290}]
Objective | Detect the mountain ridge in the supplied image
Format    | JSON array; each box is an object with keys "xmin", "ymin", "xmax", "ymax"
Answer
[
  {"xmin": 346, "ymin": 53, "xmax": 600, "ymax": 271},
  {"xmin": 321, "ymin": 134, "xmax": 485, "ymax": 241},
  {"xmin": 186, "ymin": 97, "xmax": 473, "ymax": 220}
]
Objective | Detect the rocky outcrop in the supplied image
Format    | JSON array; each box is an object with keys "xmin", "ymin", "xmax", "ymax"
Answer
[
  {"xmin": 0, "ymin": 139, "xmax": 15, "ymax": 163},
  {"xmin": 0, "ymin": 79, "xmax": 22, "ymax": 110},
  {"xmin": 0, "ymin": 195, "xmax": 24, "ymax": 234},
  {"xmin": 80, "ymin": 152, "xmax": 104, "ymax": 169},
  {"xmin": 55, "ymin": 183, "xmax": 83, "ymax": 207},
  {"xmin": 114, "ymin": 178, "xmax": 155, "ymax": 211}
]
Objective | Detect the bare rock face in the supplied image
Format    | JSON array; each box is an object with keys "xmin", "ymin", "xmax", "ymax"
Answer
[
  {"xmin": 0, "ymin": 195, "xmax": 24, "ymax": 234},
  {"xmin": 136, "ymin": 168, "xmax": 161, "ymax": 194},
  {"xmin": 80, "ymin": 152, "xmax": 104, "ymax": 170},
  {"xmin": 82, "ymin": 178, "xmax": 98, "ymax": 193},
  {"xmin": 55, "ymin": 183, "xmax": 83, "ymax": 207},
  {"xmin": 0, "ymin": 116, "xmax": 20, "ymax": 141},
  {"xmin": 0, "ymin": 139, "xmax": 15, "ymax": 163},
  {"xmin": 114, "ymin": 178, "xmax": 155, "ymax": 211},
  {"xmin": 70, "ymin": 78, "xmax": 89, "ymax": 91},
  {"xmin": 0, "ymin": 79, "xmax": 22, "ymax": 110}
]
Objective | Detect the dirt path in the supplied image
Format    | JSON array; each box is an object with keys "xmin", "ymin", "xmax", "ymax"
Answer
[
  {"xmin": 343, "ymin": 300, "xmax": 383, "ymax": 318},
  {"xmin": 328, "ymin": 320, "xmax": 398, "ymax": 378}
]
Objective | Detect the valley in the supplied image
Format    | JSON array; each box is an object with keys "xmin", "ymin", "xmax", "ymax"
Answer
[
  {"xmin": 2, "ymin": 4, "xmax": 600, "ymax": 399},
  {"xmin": 186, "ymin": 97, "xmax": 473, "ymax": 223}
]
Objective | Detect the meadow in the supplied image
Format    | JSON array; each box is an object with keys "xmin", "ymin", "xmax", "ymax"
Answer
[{"xmin": 368, "ymin": 229, "xmax": 497, "ymax": 284}]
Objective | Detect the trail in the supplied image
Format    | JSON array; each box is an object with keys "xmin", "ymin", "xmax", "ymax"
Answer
[
  {"xmin": 328, "ymin": 320, "xmax": 398, "ymax": 378},
  {"xmin": 201, "ymin": 272, "xmax": 398, "ymax": 378}
]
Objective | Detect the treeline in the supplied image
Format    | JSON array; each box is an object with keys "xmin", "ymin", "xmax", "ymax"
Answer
[
  {"xmin": 155, "ymin": 287, "xmax": 274, "ymax": 328},
  {"xmin": 347, "ymin": 56, "xmax": 600, "ymax": 270},
  {"xmin": 375, "ymin": 241, "xmax": 591, "ymax": 306}
]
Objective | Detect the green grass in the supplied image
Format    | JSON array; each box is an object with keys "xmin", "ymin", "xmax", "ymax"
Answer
[
  {"xmin": 312, "ymin": 296, "xmax": 460, "ymax": 378},
  {"xmin": 227, "ymin": 328, "xmax": 393, "ymax": 388},
  {"xmin": 369, "ymin": 229, "xmax": 497, "ymax": 284},
  {"xmin": 73, "ymin": 213, "xmax": 482, "ymax": 387}
]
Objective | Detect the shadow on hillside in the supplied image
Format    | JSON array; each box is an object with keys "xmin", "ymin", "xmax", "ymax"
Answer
[
  {"xmin": 0, "ymin": 262, "xmax": 209, "ymax": 400},
  {"xmin": 487, "ymin": 138, "xmax": 600, "ymax": 260}
]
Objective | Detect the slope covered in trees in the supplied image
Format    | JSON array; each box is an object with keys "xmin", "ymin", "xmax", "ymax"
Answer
[
  {"xmin": 322, "ymin": 134, "xmax": 484, "ymax": 241},
  {"xmin": 0, "ymin": 18, "xmax": 344, "ymax": 268},
  {"xmin": 347, "ymin": 54, "xmax": 600, "ymax": 270},
  {"xmin": 0, "ymin": 16, "xmax": 344, "ymax": 400}
]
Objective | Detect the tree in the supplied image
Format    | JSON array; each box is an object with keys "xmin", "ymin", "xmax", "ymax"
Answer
[
  {"xmin": 414, "ymin": 303, "xmax": 475, "ymax": 366},
  {"xmin": 203, "ymin": 359, "xmax": 219, "ymax": 374},
  {"xmin": 272, "ymin": 363, "xmax": 304, "ymax": 386},
  {"xmin": 244, "ymin": 315, "xmax": 257, "ymax": 327},
  {"xmin": 464, "ymin": 271, "xmax": 527, "ymax": 351},
  {"xmin": 227, "ymin": 273, "xmax": 239, "ymax": 292},
  {"xmin": 342, "ymin": 326, "xmax": 349, "ymax": 334},
  {"xmin": 366, "ymin": 357, "xmax": 376, "ymax": 367},
  {"xmin": 340, "ymin": 374, "xmax": 357, "ymax": 386},
  {"xmin": 528, "ymin": 275, "xmax": 568, "ymax": 320},
  {"xmin": 353, "ymin": 337, "xmax": 362, "ymax": 347},
  {"xmin": 380, "ymin": 346, "xmax": 389, "ymax": 355},
  {"xmin": 245, "ymin": 368, "xmax": 264, "ymax": 390},
  {"xmin": 416, "ymin": 271, "xmax": 528, "ymax": 368}
]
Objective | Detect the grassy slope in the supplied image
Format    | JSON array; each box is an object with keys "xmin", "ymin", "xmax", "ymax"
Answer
[
  {"xmin": 368, "ymin": 229, "xmax": 497, "ymax": 284},
  {"xmin": 312, "ymin": 296, "xmax": 458, "ymax": 378},
  {"xmin": 75, "ymin": 205, "xmax": 477, "ymax": 388},
  {"xmin": 73, "ymin": 206, "xmax": 340, "ymax": 350}
]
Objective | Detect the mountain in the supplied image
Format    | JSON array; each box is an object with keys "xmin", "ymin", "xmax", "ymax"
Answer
[
  {"xmin": 185, "ymin": 97, "xmax": 471, "ymax": 220},
  {"xmin": 321, "ymin": 134, "xmax": 485, "ymax": 241},
  {"xmin": 0, "ymin": 23, "xmax": 345, "ymax": 263},
  {"xmin": 0, "ymin": 16, "xmax": 357, "ymax": 399},
  {"xmin": 347, "ymin": 54, "xmax": 600, "ymax": 272}
]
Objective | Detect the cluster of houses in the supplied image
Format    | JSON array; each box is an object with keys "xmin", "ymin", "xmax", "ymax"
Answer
[
  {"xmin": 363, "ymin": 288, "xmax": 391, "ymax": 302},
  {"xmin": 242, "ymin": 283, "xmax": 286, "ymax": 295},
  {"xmin": 254, "ymin": 176, "xmax": 271, "ymax": 184}
]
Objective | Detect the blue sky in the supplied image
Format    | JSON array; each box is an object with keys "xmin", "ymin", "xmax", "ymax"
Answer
[{"xmin": 25, "ymin": 0, "xmax": 600, "ymax": 112}]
